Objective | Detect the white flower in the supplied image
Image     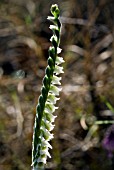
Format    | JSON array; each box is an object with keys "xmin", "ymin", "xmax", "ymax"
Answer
[
  {"xmin": 47, "ymin": 16, "xmax": 55, "ymax": 21},
  {"xmin": 56, "ymin": 56, "xmax": 65, "ymax": 65},
  {"xmin": 49, "ymin": 85, "xmax": 62, "ymax": 96},
  {"xmin": 37, "ymin": 156, "xmax": 47, "ymax": 164},
  {"xmin": 40, "ymin": 147, "xmax": 51, "ymax": 158},
  {"xmin": 40, "ymin": 126, "xmax": 54, "ymax": 141},
  {"xmin": 41, "ymin": 137, "xmax": 52, "ymax": 149},
  {"xmin": 45, "ymin": 102, "xmax": 58, "ymax": 114},
  {"xmin": 57, "ymin": 47, "xmax": 62, "ymax": 54},
  {"xmin": 50, "ymin": 35, "xmax": 57, "ymax": 43},
  {"xmin": 54, "ymin": 65, "xmax": 64, "ymax": 75},
  {"xmin": 45, "ymin": 111, "xmax": 57, "ymax": 122},
  {"xmin": 49, "ymin": 25, "xmax": 58, "ymax": 31},
  {"xmin": 42, "ymin": 118, "xmax": 55, "ymax": 131},
  {"xmin": 47, "ymin": 93, "xmax": 60, "ymax": 104},
  {"xmin": 52, "ymin": 75, "xmax": 61, "ymax": 85}
]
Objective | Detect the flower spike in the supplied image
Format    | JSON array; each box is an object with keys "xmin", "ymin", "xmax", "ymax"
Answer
[{"xmin": 32, "ymin": 4, "xmax": 64, "ymax": 170}]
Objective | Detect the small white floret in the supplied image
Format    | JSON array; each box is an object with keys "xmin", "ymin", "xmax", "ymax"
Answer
[
  {"xmin": 52, "ymin": 75, "xmax": 61, "ymax": 85},
  {"xmin": 54, "ymin": 65, "xmax": 64, "ymax": 75},
  {"xmin": 47, "ymin": 93, "xmax": 60, "ymax": 104},
  {"xmin": 56, "ymin": 56, "xmax": 65, "ymax": 65},
  {"xmin": 49, "ymin": 85, "xmax": 62, "ymax": 96},
  {"xmin": 57, "ymin": 47, "xmax": 62, "ymax": 54}
]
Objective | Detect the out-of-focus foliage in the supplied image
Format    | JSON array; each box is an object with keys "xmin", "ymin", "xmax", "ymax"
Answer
[{"xmin": 0, "ymin": 0, "xmax": 114, "ymax": 170}]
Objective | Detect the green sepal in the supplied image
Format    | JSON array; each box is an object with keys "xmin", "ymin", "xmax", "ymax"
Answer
[
  {"xmin": 49, "ymin": 46, "xmax": 55, "ymax": 59},
  {"xmin": 36, "ymin": 104, "xmax": 41, "ymax": 116},
  {"xmin": 48, "ymin": 57, "xmax": 54, "ymax": 68},
  {"xmin": 55, "ymin": 29, "xmax": 60, "ymax": 41},
  {"xmin": 45, "ymin": 66, "xmax": 52, "ymax": 78},
  {"xmin": 41, "ymin": 86, "xmax": 47, "ymax": 99},
  {"xmin": 55, "ymin": 18, "xmax": 61, "ymax": 30},
  {"xmin": 50, "ymin": 35, "xmax": 58, "ymax": 49},
  {"xmin": 39, "ymin": 95, "xmax": 45, "ymax": 109},
  {"xmin": 43, "ymin": 75, "xmax": 49, "ymax": 88}
]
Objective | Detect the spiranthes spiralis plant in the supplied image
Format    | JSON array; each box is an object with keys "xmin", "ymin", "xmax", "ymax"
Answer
[{"xmin": 31, "ymin": 4, "xmax": 64, "ymax": 170}]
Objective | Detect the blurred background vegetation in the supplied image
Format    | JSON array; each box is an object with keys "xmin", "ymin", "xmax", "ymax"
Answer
[{"xmin": 0, "ymin": 0, "xmax": 114, "ymax": 169}]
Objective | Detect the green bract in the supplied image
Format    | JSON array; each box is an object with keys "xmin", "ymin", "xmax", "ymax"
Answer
[{"xmin": 32, "ymin": 4, "xmax": 64, "ymax": 170}]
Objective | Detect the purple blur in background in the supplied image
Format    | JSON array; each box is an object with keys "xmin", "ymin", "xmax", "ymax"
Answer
[{"xmin": 102, "ymin": 125, "xmax": 114, "ymax": 158}]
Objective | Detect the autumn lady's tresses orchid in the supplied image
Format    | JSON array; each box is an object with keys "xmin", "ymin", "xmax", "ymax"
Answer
[
  {"xmin": 102, "ymin": 125, "xmax": 114, "ymax": 158},
  {"xmin": 31, "ymin": 4, "xmax": 64, "ymax": 170}
]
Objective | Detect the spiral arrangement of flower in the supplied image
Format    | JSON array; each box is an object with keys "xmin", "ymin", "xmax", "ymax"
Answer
[{"xmin": 31, "ymin": 4, "xmax": 64, "ymax": 170}]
